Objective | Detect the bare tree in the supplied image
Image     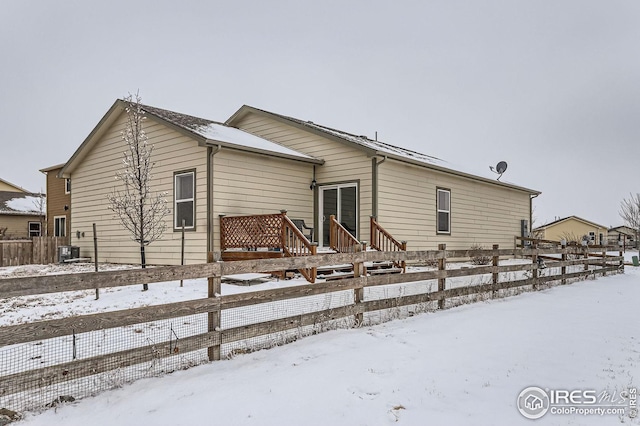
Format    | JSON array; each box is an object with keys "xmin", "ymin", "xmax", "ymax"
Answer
[
  {"xmin": 107, "ymin": 93, "xmax": 170, "ymax": 290},
  {"xmin": 619, "ymin": 193, "xmax": 640, "ymax": 254}
]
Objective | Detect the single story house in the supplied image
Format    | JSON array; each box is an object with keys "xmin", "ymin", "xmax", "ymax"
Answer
[
  {"xmin": 60, "ymin": 99, "xmax": 539, "ymax": 265},
  {"xmin": 39, "ymin": 164, "xmax": 71, "ymax": 238},
  {"xmin": 533, "ymin": 215, "xmax": 608, "ymax": 245},
  {"xmin": 0, "ymin": 178, "xmax": 45, "ymax": 239},
  {"xmin": 608, "ymin": 225, "xmax": 637, "ymax": 249}
]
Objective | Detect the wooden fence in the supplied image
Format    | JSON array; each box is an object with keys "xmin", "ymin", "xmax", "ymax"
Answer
[
  {"xmin": 0, "ymin": 236, "xmax": 69, "ymax": 267},
  {"xmin": 0, "ymin": 244, "xmax": 624, "ymax": 411}
]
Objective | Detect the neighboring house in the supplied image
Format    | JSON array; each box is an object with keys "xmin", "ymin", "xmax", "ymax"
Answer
[
  {"xmin": 533, "ymin": 216, "xmax": 608, "ymax": 245},
  {"xmin": 0, "ymin": 177, "xmax": 30, "ymax": 193},
  {"xmin": 39, "ymin": 164, "xmax": 71, "ymax": 238},
  {"xmin": 0, "ymin": 178, "xmax": 45, "ymax": 239},
  {"xmin": 608, "ymin": 225, "xmax": 637, "ymax": 249},
  {"xmin": 60, "ymin": 100, "xmax": 539, "ymax": 265}
]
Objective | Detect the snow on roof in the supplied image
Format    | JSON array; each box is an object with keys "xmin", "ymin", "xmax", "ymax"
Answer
[
  {"xmin": 194, "ymin": 122, "xmax": 319, "ymax": 161},
  {"xmin": 256, "ymin": 110, "xmax": 527, "ymax": 185},
  {"xmin": 272, "ymin": 111, "xmax": 514, "ymax": 178},
  {"xmin": 0, "ymin": 192, "xmax": 44, "ymax": 216},
  {"xmin": 140, "ymin": 104, "xmax": 320, "ymax": 163}
]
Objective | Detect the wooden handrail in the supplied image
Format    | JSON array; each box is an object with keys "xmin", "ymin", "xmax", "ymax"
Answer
[
  {"xmin": 370, "ymin": 216, "xmax": 406, "ymax": 272},
  {"xmin": 282, "ymin": 213, "xmax": 317, "ymax": 283},
  {"xmin": 329, "ymin": 215, "xmax": 361, "ymax": 253}
]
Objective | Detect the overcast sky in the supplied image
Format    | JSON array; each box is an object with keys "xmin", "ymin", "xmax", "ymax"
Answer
[{"xmin": 1, "ymin": 0, "xmax": 638, "ymax": 228}]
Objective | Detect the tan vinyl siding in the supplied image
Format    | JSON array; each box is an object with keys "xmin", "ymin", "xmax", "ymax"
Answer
[
  {"xmin": 377, "ymin": 160, "xmax": 530, "ymax": 250},
  {"xmin": 43, "ymin": 167, "xmax": 71, "ymax": 236},
  {"xmin": 537, "ymin": 219, "xmax": 608, "ymax": 244},
  {"xmin": 0, "ymin": 214, "xmax": 44, "ymax": 239},
  {"xmin": 233, "ymin": 113, "xmax": 373, "ymax": 241},
  {"xmin": 211, "ymin": 149, "xmax": 313, "ymax": 251},
  {"xmin": 71, "ymin": 112, "xmax": 208, "ymax": 265}
]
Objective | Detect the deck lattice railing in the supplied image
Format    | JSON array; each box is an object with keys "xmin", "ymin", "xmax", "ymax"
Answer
[{"xmin": 220, "ymin": 212, "xmax": 317, "ymax": 282}]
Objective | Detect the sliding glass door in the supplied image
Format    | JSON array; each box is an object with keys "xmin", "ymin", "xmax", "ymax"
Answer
[{"xmin": 319, "ymin": 183, "xmax": 357, "ymax": 247}]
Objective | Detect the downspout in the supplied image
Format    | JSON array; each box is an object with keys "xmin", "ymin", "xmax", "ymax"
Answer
[
  {"xmin": 530, "ymin": 193, "xmax": 540, "ymax": 236},
  {"xmin": 207, "ymin": 145, "xmax": 222, "ymax": 256},
  {"xmin": 372, "ymin": 155, "xmax": 387, "ymax": 219}
]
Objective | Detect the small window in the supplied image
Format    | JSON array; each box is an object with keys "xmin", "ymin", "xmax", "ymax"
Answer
[
  {"xmin": 436, "ymin": 188, "xmax": 451, "ymax": 234},
  {"xmin": 54, "ymin": 216, "xmax": 66, "ymax": 237},
  {"xmin": 65, "ymin": 178, "xmax": 71, "ymax": 194},
  {"xmin": 28, "ymin": 222, "xmax": 41, "ymax": 237},
  {"xmin": 174, "ymin": 171, "xmax": 195, "ymax": 229},
  {"xmin": 588, "ymin": 231, "xmax": 595, "ymax": 242}
]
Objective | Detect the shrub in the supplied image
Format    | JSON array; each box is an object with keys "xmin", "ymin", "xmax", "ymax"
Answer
[{"xmin": 469, "ymin": 244, "xmax": 492, "ymax": 265}]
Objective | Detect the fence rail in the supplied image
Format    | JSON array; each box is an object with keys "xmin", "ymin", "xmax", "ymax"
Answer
[{"xmin": 0, "ymin": 244, "xmax": 624, "ymax": 412}]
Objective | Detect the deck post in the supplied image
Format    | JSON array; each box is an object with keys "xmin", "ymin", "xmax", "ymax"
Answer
[{"xmin": 329, "ymin": 214, "xmax": 336, "ymax": 250}]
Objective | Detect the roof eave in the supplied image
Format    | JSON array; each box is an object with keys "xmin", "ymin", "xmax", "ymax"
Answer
[
  {"xmin": 60, "ymin": 99, "xmax": 124, "ymax": 178},
  {"xmin": 202, "ymin": 140, "xmax": 324, "ymax": 165},
  {"xmin": 0, "ymin": 211, "xmax": 44, "ymax": 217},
  {"xmin": 379, "ymin": 151, "xmax": 541, "ymax": 195},
  {"xmin": 39, "ymin": 163, "xmax": 66, "ymax": 174},
  {"xmin": 61, "ymin": 100, "xmax": 210, "ymax": 178}
]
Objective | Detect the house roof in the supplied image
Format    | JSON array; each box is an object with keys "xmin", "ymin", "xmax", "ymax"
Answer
[
  {"xmin": 0, "ymin": 178, "xmax": 29, "ymax": 193},
  {"xmin": 608, "ymin": 225, "xmax": 637, "ymax": 235},
  {"xmin": 61, "ymin": 100, "xmax": 324, "ymax": 177},
  {"xmin": 533, "ymin": 215, "xmax": 608, "ymax": 231},
  {"xmin": 226, "ymin": 105, "xmax": 540, "ymax": 195},
  {"xmin": 0, "ymin": 191, "xmax": 44, "ymax": 216}
]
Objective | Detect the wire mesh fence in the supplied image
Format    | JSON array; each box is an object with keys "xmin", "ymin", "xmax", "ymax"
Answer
[{"xmin": 0, "ymin": 245, "xmax": 624, "ymax": 413}]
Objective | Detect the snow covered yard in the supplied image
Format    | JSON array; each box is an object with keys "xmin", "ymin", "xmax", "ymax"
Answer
[{"xmin": 7, "ymin": 263, "xmax": 639, "ymax": 425}]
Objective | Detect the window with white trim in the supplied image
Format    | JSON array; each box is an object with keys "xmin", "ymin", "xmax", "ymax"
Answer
[
  {"xmin": 54, "ymin": 216, "xmax": 67, "ymax": 237},
  {"xmin": 28, "ymin": 222, "xmax": 41, "ymax": 237},
  {"xmin": 174, "ymin": 171, "xmax": 195, "ymax": 229},
  {"xmin": 436, "ymin": 188, "xmax": 451, "ymax": 234},
  {"xmin": 65, "ymin": 178, "xmax": 71, "ymax": 194}
]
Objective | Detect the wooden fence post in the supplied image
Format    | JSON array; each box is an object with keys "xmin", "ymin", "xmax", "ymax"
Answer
[
  {"xmin": 561, "ymin": 241, "xmax": 567, "ymax": 285},
  {"xmin": 180, "ymin": 220, "xmax": 185, "ymax": 287},
  {"xmin": 353, "ymin": 244, "xmax": 364, "ymax": 326},
  {"xmin": 438, "ymin": 243, "xmax": 446, "ymax": 309},
  {"xmin": 0, "ymin": 243, "xmax": 3, "ymax": 267},
  {"xmin": 532, "ymin": 248, "xmax": 538, "ymax": 291},
  {"xmin": 207, "ymin": 252, "xmax": 221, "ymax": 361},
  {"xmin": 602, "ymin": 247, "xmax": 607, "ymax": 276},
  {"xmin": 93, "ymin": 223, "xmax": 99, "ymax": 300},
  {"xmin": 492, "ymin": 244, "xmax": 499, "ymax": 297},
  {"xmin": 583, "ymin": 244, "xmax": 589, "ymax": 272},
  {"xmin": 620, "ymin": 247, "xmax": 624, "ymax": 270}
]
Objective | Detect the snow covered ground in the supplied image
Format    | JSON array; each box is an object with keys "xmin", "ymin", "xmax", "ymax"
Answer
[{"xmin": 10, "ymin": 261, "xmax": 639, "ymax": 425}]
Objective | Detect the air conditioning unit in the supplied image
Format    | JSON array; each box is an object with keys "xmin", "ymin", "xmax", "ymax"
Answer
[
  {"xmin": 58, "ymin": 246, "xmax": 72, "ymax": 263},
  {"xmin": 58, "ymin": 246, "xmax": 80, "ymax": 263}
]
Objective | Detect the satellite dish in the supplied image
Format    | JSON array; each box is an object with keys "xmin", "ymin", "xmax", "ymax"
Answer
[{"xmin": 489, "ymin": 161, "xmax": 508, "ymax": 180}]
